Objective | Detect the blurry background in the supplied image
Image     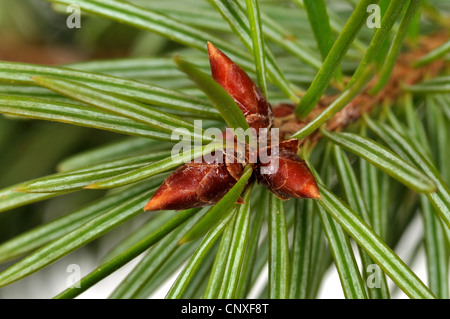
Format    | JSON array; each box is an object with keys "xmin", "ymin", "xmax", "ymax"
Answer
[{"xmin": 0, "ymin": 0, "xmax": 431, "ymax": 299}]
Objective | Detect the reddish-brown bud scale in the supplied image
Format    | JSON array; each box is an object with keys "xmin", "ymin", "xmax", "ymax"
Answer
[
  {"xmin": 256, "ymin": 139, "xmax": 320, "ymax": 200},
  {"xmin": 144, "ymin": 154, "xmax": 243, "ymax": 211},
  {"xmin": 272, "ymin": 103, "xmax": 295, "ymax": 118},
  {"xmin": 207, "ymin": 42, "xmax": 273, "ymax": 131},
  {"xmin": 278, "ymin": 138, "xmax": 301, "ymax": 154}
]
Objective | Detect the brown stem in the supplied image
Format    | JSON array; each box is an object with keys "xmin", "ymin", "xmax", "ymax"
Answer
[{"xmin": 275, "ymin": 32, "xmax": 450, "ymax": 143}]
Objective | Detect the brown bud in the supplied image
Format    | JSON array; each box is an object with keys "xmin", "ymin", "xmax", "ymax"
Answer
[
  {"xmin": 144, "ymin": 153, "xmax": 243, "ymax": 211},
  {"xmin": 207, "ymin": 41, "xmax": 273, "ymax": 131},
  {"xmin": 256, "ymin": 141, "xmax": 320, "ymax": 200}
]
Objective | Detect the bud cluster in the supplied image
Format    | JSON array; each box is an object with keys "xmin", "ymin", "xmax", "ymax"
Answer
[{"xmin": 145, "ymin": 43, "xmax": 320, "ymax": 211}]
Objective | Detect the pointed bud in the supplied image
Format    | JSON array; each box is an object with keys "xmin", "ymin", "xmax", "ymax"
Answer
[
  {"xmin": 207, "ymin": 41, "xmax": 273, "ymax": 131},
  {"xmin": 144, "ymin": 154, "xmax": 243, "ymax": 211},
  {"xmin": 256, "ymin": 142, "xmax": 320, "ymax": 200}
]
